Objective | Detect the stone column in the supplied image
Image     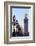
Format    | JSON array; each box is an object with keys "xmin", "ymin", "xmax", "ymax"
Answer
[{"xmin": 24, "ymin": 14, "xmax": 29, "ymax": 36}]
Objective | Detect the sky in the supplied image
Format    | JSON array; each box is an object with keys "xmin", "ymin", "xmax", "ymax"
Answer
[
  {"xmin": 12, "ymin": 8, "xmax": 31, "ymax": 20},
  {"xmin": 12, "ymin": 8, "xmax": 32, "ymax": 33}
]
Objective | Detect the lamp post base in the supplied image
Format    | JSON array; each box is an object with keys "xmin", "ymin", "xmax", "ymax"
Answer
[{"xmin": 24, "ymin": 32, "xmax": 29, "ymax": 36}]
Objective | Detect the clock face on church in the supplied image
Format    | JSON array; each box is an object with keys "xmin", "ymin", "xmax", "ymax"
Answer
[{"xmin": 4, "ymin": 2, "xmax": 35, "ymax": 44}]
